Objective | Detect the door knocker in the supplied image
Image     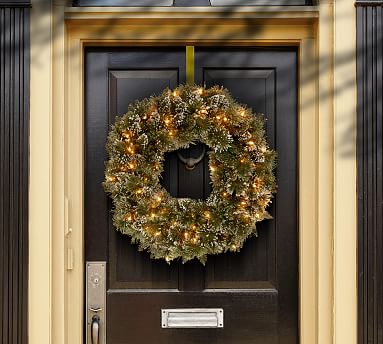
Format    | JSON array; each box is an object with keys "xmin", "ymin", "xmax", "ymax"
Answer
[{"xmin": 177, "ymin": 146, "xmax": 206, "ymax": 170}]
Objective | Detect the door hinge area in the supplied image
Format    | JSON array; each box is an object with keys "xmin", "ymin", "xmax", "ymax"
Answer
[
  {"xmin": 65, "ymin": 196, "xmax": 74, "ymax": 270},
  {"xmin": 67, "ymin": 248, "xmax": 74, "ymax": 270},
  {"xmin": 65, "ymin": 196, "xmax": 73, "ymax": 237}
]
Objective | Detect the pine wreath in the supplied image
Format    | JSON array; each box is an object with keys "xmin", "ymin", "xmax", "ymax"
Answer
[{"xmin": 104, "ymin": 84, "xmax": 276, "ymax": 264}]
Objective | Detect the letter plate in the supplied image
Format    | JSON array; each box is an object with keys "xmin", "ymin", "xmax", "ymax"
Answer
[{"xmin": 161, "ymin": 308, "xmax": 224, "ymax": 328}]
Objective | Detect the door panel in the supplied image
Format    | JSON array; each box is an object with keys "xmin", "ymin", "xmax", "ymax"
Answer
[
  {"xmin": 85, "ymin": 49, "xmax": 185, "ymax": 290},
  {"xmin": 201, "ymin": 67, "xmax": 277, "ymax": 290},
  {"xmin": 85, "ymin": 47, "xmax": 298, "ymax": 343},
  {"xmin": 109, "ymin": 70, "xmax": 179, "ymax": 118},
  {"xmin": 108, "ymin": 291, "xmax": 279, "ymax": 344},
  {"xmin": 195, "ymin": 49, "xmax": 298, "ymax": 342},
  {"xmin": 108, "ymin": 69, "xmax": 180, "ymax": 289}
]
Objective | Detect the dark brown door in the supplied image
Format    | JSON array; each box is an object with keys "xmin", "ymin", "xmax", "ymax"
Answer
[{"xmin": 85, "ymin": 47, "xmax": 298, "ymax": 344}]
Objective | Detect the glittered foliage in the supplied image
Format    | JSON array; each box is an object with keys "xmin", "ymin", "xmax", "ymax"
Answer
[{"xmin": 104, "ymin": 85, "xmax": 277, "ymax": 264}]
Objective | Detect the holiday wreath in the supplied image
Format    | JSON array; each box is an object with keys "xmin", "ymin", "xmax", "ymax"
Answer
[{"xmin": 104, "ymin": 85, "xmax": 276, "ymax": 264}]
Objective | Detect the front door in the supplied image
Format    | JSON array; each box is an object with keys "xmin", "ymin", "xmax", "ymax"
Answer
[{"xmin": 85, "ymin": 47, "xmax": 298, "ymax": 343}]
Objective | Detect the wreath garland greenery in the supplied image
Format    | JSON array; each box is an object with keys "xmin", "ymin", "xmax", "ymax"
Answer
[{"xmin": 104, "ymin": 84, "xmax": 276, "ymax": 264}]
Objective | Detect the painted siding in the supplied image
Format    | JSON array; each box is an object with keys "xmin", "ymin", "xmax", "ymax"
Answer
[
  {"xmin": 356, "ymin": 2, "xmax": 383, "ymax": 344},
  {"xmin": 0, "ymin": 3, "xmax": 29, "ymax": 344}
]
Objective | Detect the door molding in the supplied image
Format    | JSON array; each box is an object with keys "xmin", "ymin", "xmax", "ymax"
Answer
[{"xmin": 29, "ymin": 3, "xmax": 357, "ymax": 344}]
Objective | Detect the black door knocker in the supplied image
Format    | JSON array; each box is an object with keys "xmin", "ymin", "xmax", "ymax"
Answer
[{"xmin": 177, "ymin": 145, "xmax": 206, "ymax": 170}]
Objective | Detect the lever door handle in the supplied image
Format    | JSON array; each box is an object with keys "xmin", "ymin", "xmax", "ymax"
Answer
[{"xmin": 91, "ymin": 314, "xmax": 100, "ymax": 344}]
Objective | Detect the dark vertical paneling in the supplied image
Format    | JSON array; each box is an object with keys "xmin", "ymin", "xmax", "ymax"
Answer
[
  {"xmin": 0, "ymin": 3, "xmax": 29, "ymax": 344},
  {"xmin": 356, "ymin": 2, "xmax": 383, "ymax": 344}
]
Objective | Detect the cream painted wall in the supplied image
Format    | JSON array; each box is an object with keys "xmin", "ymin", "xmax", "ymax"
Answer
[
  {"xmin": 29, "ymin": 2, "xmax": 357, "ymax": 343},
  {"xmin": 30, "ymin": 1, "xmax": 53, "ymax": 343},
  {"xmin": 333, "ymin": 0, "xmax": 357, "ymax": 343}
]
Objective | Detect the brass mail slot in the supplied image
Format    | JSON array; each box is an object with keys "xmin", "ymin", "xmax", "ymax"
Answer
[{"xmin": 161, "ymin": 308, "xmax": 224, "ymax": 329}]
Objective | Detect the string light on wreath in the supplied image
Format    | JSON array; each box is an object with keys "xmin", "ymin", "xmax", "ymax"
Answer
[{"xmin": 104, "ymin": 84, "xmax": 277, "ymax": 264}]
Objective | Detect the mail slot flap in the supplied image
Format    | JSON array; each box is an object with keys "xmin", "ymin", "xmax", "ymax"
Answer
[{"xmin": 162, "ymin": 308, "xmax": 224, "ymax": 328}]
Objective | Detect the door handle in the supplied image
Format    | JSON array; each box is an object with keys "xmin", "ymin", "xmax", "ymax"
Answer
[
  {"xmin": 86, "ymin": 262, "xmax": 106, "ymax": 344},
  {"xmin": 91, "ymin": 314, "xmax": 100, "ymax": 344}
]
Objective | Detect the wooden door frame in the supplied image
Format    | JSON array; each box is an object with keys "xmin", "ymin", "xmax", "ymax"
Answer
[{"xmin": 29, "ymin": 2, "xmax": 357, "ymax": 344}]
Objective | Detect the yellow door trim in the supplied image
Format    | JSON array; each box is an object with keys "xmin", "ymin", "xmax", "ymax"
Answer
[{"xmin": 29, "ymin": 4, "xmax": 356, "ymax": 344}]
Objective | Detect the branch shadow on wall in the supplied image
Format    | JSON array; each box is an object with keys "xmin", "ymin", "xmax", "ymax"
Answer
[{"xmin": 25, "ymin": 0, "xmax": 363, "ymax": 160}]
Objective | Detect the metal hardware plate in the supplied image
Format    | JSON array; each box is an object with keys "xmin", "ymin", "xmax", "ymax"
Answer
[
  {"xmin": 161, "ymin": 308, "xmax": 224, "ymax": 328},
  {"xmin": 86, "ymin": 262, "xmax": 106, "ymax": 344}
]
